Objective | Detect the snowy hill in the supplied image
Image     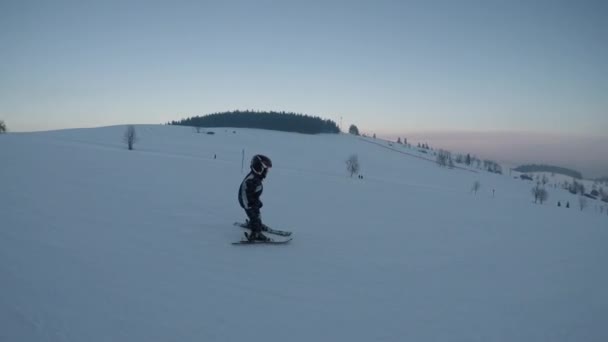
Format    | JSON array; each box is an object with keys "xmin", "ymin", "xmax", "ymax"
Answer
[{"xmin": 1, "ymin": 125, "xmax": 607, "ymax": 342}]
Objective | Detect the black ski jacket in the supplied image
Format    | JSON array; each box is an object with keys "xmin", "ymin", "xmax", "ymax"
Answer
[{"xmin": 238, "ymin": 172, "xmax": 263, "ymax": 210}]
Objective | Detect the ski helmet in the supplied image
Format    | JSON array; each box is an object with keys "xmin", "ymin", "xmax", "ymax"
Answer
[{"xmin": 251, "ymin": 154, "xmax": 272, "ymax": 176}]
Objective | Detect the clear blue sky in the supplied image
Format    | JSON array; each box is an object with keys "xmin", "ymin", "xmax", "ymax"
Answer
[{"xmin": 1, "ymin": 0, "xmax": 607, "ymax": 175}]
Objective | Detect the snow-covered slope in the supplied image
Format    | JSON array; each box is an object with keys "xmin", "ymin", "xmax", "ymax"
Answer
[{"xmin": 1, "ymin": 125, "xmax": 607, "ymax": 342}]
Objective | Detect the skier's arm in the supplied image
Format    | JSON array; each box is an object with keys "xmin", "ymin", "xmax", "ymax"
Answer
[{"xmin": 245, "ymin": 178, "xmax": 263, "ymax": 209}]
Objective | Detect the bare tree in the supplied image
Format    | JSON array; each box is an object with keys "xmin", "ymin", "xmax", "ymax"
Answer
[
  {"xmin": 538, "ymin": 188, "xmax": 548, "ymax": 204},
  {"xmin": 123, "ymin": 125, "xmax": 138, "ymax": 150},
  {"xmin": 346, "ymin": 154, "xmax": 360, "ymax": 177},
  {"xmin": 436, "ymin": 150, "xmax": 451, "ymax": 167},
  {"xmin": 578, "ymin": 196, "xmax": 588, "ymax": 211},
  {"xmin": 532, "ymin": 185, "xmax": 548, "ymax": 204},
  {"xmin": 569, "ymin": 179, "xmax": 585, "ymax": 195},
  {"xmin": 471, "ymin": 181, "xmax": 481, "ymax": 194},
  {"xmin": 542, "ymin": 175, "xmax": 549, "ymax": 186},
  {"xmin": 0, "ymin": 120, "xmax": 6, "ymax": 133},
  {"xmin": 483, "ymin": 160, "xmax": 503, "ymax": 174}
]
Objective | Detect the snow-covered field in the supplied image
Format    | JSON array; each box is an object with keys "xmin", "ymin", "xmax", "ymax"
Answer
[{"xmin": 1, "ymin": 125, "xmax": 607, "ymax": 342}]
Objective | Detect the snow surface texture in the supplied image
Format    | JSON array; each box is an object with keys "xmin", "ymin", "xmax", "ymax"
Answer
[{"xmin": 1, "ymin": 125, "xmax": 607, "ymax": 342}]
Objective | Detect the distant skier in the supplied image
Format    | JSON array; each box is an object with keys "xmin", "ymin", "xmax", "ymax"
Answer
[{"xmin": 238, "ymin": 154, "xmax": 272, "ymax": 241}]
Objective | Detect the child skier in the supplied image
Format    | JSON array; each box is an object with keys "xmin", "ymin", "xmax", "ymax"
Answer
[{"xmin": 238, "ymin": 154, "xmax": 272, "ymax": 241}]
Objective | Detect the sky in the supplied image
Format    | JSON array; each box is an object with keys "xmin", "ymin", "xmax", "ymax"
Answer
[{"xmin": 1, "ymin": 0, "xmax": 607, "ymax": 176}]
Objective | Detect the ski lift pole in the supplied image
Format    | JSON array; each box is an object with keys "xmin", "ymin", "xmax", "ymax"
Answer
[{"xmin": 241, "ymin": 149, "xmax": 245, "ymax": 174}]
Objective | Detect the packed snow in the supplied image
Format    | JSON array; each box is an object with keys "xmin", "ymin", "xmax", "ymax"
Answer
[{"xmin": 1, "ymin": 125, "xmax": 607, "ymax": 342}]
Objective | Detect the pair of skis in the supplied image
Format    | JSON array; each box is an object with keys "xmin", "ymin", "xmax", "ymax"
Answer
[{"xmin": 232, "ymin": 221, "xmax": 293, "ymax": 245}]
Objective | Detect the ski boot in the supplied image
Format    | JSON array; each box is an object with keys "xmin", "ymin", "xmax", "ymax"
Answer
[
  {"xmin": 247, "ymin": 230, "xmax": 270, "ymax": 242},
  {"xmin": 245, "ymin": 219, "xmax": 270, "ymax": 232}
]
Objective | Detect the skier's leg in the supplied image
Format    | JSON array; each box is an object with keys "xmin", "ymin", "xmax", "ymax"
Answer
[
  {"xmin": 245, "ymin": 208, "xmax": 262, "ymax": 232},
  {"xmin": 245, "ymin": 208, "xmax": 268, "ymax": 241}
]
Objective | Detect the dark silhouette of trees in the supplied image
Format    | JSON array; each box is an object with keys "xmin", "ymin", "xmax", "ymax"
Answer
[
  {"xmin": 348, "ymin": 124, "xmax": 360, "ymax": 136},
  {"xmin": 395, "ymin": 137, "xmax": 407, "ymax": 145},
  {"xmin": 484, "ymin": 160, "xmax": 502, "ymax": 174},
  {"xmin": 541, "ymin": 175, "xmax": 549, "ymax": 186},
  {"xmin": 0, "ymin": 120, "xmax": 6, "ymax": 133},
  {"xmin": 170, "ymin": 110, "xmax": 339, "ymax": 135},
  {"xmin": 514, "ymin": 164, "xmax": 582, "ymax": 179},
  {"xmin": 568, "ymin": 179, "xmax": 585, "ymax": 195},
  {"xmin": 436, "ymin": 150, "xmax": 453, "ymax": 168},
  {"xmin": 532, "ymin": 185, "xmax": 548, "ymax": 204},
  {"xmin": 124, "ymin": 125, "xmax": 138, "ymax": 150}
]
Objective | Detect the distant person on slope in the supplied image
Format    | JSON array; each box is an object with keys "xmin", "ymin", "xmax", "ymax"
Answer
[{"xmin": 238, "ymin": 154, "xmax": 272, "ymax": 242}]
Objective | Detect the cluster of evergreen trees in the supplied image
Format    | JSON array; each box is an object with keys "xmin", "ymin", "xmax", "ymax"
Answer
[
  {"xmin": 514, "ymin": 164, "xmax": 582, "ymax": 179},
  {"xmin": 483, "ymin": 160, "xmax": 503, "ymax": 174},
  {"xmin": 566, "ymin": 179, "xmax": 586, "ymax": 195},
  {"xmin": 169, "ymin": 110, "xmax": 340, "ymax": 135}
]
